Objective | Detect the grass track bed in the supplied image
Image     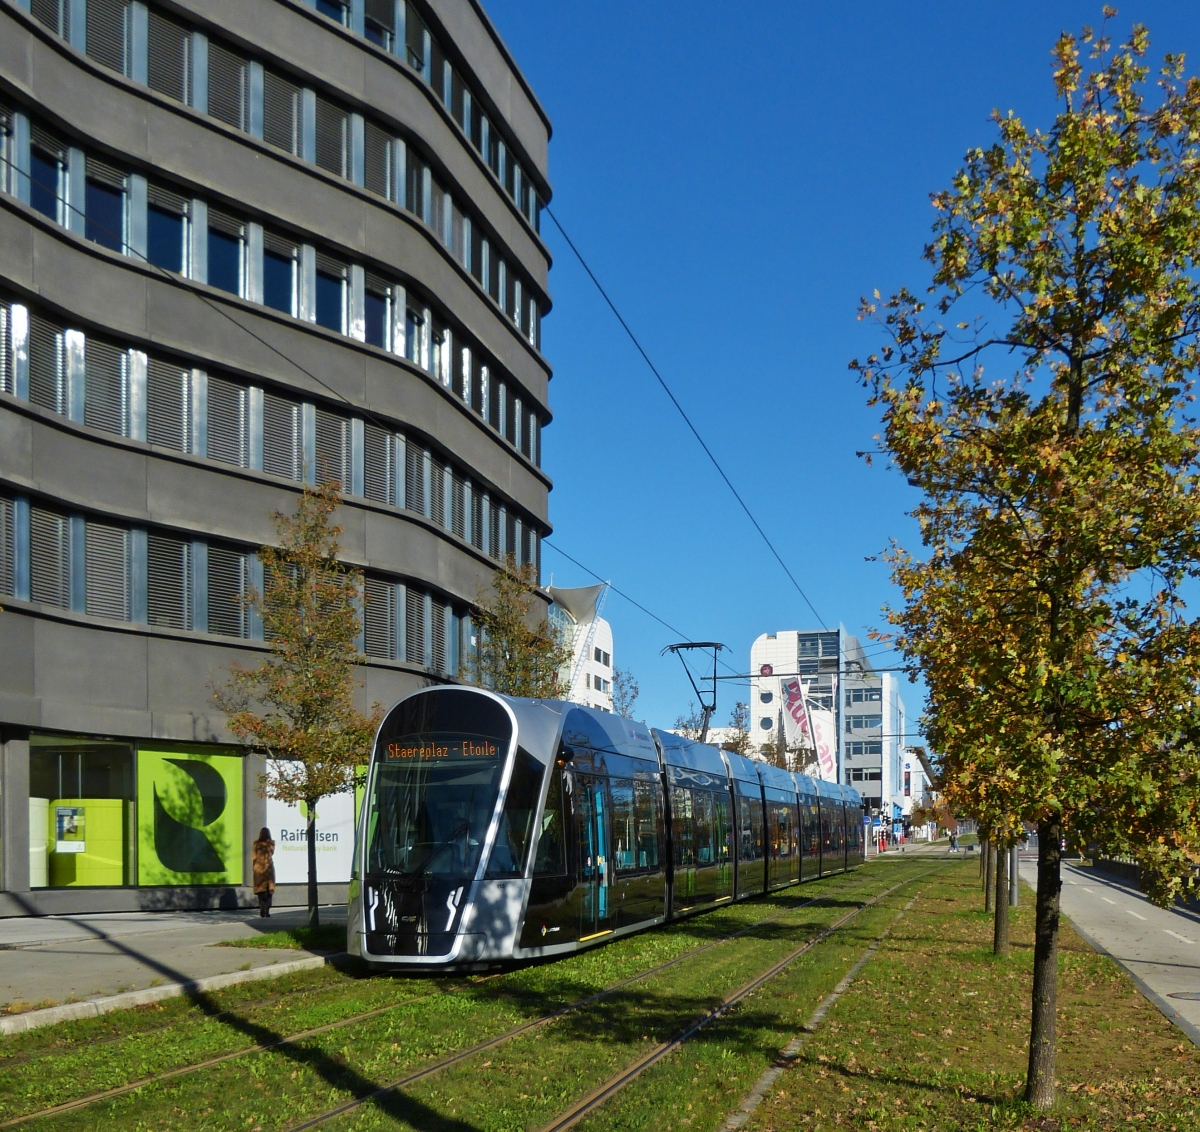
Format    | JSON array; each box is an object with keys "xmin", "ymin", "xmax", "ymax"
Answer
[{"xmin": 0, "ymin": 861, "xmax": 929, "ymax": 1130}]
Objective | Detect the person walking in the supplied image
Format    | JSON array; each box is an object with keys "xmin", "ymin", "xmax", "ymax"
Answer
[{"xmin": 253, "ymin": 827, "xmax": 276, "ymax": 918}]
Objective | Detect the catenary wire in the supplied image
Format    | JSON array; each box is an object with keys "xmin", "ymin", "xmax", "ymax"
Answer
[{"xmin": 543, "ymin": 204, "xmax": 827, "ymax": 629}]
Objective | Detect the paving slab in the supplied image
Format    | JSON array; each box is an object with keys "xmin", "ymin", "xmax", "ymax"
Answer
[
  {"xmin": 0, "ymin": 905, "xmax": 346, "ymax": 1011},
  {"xmin": 1021, "ymin": 859, "xmax": 1200, "ymax": 1045}
]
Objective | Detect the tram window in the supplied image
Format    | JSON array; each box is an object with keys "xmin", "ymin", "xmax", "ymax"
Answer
[
  {"xmin": 634, "ymin": 780, "xmax": 660, "ymax": 869},
  {"xmin": 672, "ymin": 786, "xmax": 695, "ymax": 867},
  {"xmin": 738, "ymin": 795, "xmax": 764, "ymax": 861},
  {"xmin": 486, "ymin": 749, "xmax": 544, "ymax": 878},
  {"xmin": 713, "ymin": 792, "xmax": 732, "ymax": 863},
  {"xmin": 693, "ymin": 790, "xmax": 715, "ymax": 865},
  {"xmin": 532, "ymin": 763, "xmax": 567, "ymax": 876},
  {"xmin": 611, "ymin": 779, "xmax": 638, "ymax": 874}
]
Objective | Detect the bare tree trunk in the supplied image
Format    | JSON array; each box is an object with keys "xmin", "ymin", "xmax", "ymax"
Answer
[
  {"xmin": 306, "ymin": 801, "xmax": 320, "ymax": 930},
  {"xmin": 980, "ymin": 836, "xmax": 987, "ymax": 879},
  {"xmin": 994, "ymin": 840, "xmax": 1010, "ymax": 957},
  {"xmin": 985, "ymin": 839, "xmax": 995, "ymax": 912},
  {"xmin": 1025, "ymin": 819, "xmax": 1061, "ymax": 1108}
]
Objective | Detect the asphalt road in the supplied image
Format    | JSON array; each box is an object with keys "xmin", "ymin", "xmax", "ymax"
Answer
[
  {"xmin": 0, "ymin": 906, "xmax": 346, "ymax": 1009},
  {"xmin": 1020, "ymin": 858, "xmax": 1200, "ymax": 1045}
]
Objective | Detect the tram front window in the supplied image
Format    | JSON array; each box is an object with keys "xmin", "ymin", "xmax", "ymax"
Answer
[{"xmin": 368, "ymin": 745, "xmax": 505, "ymax": 880}]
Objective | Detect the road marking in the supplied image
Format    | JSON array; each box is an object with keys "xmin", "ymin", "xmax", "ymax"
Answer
[
  {"xmin": 1125, "ymin": 910, "xmax": 1147, "ymax": 921},
  {"xmin": 1102, "ymin": 897, "xmax": 1117, "ymax": 905},
  {"xmin": 1081, "ymin": 887, "xmax": 1094, "ymax": 893},
  {"xmin": 1165, "ymin": 930, "xmax": 1197, "ymax": 945}
]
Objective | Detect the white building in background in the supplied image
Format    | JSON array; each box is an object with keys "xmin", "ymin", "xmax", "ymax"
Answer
[
  {"xmin": 749, "ymin": 629, "xmax": 907, "ymax": 821},
  {"xmin": 547, "ymin": 584, "xmax": 614, "ymax": 712}
]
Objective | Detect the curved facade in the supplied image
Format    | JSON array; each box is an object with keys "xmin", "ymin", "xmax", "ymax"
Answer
[{"xmin": 0, "ymin": 0, "xmax": 552, "ymax": 913}]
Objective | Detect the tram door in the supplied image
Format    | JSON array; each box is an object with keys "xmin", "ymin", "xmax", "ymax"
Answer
[{"xmin": 578, "ymin": 775, "xmax": 613, "ymax": 939}]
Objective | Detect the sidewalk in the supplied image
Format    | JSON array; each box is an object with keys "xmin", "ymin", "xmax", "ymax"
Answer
[
  {"xmin": 0, "ymin": 905, "xmax": 346, "ymax": 1012},
  {"xmin": 1020, "ymin": 859, "xmax": 1200, "ymax": 1045}
]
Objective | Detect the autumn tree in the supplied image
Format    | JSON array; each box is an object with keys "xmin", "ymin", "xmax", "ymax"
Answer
[
  {"xmin": 854, "ymin": 17, "xmax": 1200, "ymax": 1108},
  {"xmin": 466, "ymin": 554, "xmax": 572, "ymax": 698},
  {"xmin": 215, "ymin": 484, "xmax": 381, "ymax": 929},
  {"xmin": 673, "ymin": 702, "xmax": 706, "ymax": 741},
  {"xmin": 723, "ymin": 702, "xmax": 753, "ymax": 757}
]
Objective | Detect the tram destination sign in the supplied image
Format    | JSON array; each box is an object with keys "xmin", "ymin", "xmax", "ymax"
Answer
[{"xmin": 385, "ymin": 733, "xmax": 501, "ymax": 761}]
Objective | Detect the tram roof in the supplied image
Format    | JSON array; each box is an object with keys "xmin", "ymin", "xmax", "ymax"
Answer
[
  {"xmin": 557, "ymin": 702, "xmax": 659, "ymax": 763},
  {"xmin": 652, "ymin": 729, "xmax": 728, "ymax": 776},
  {"xmin": 721, "ymin": 749, "xmax": 764, "ymax": 786},
  {"xmin": 757, "ymin": 761, "xmax": 796, "ymax": 794}
]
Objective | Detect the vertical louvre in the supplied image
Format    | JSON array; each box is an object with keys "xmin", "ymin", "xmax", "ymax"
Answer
[
  {"xmin": 262, "ymin": 391, "xmax": 300, "ymax": 480},
  {"xmin": 429, "ymin": 461, "xmax": 444, "ymax": 526},
  {"xmin": 207, "ymin": 41, "xmax": 248, "ymax": 131},
  {"xmin": 30, "ymin": 507, "xmax": 69, "ymax": 608},
  {"xmin": 0, "ymin": 495, "xmax": 13, "ymax": 596},
  {"xmin": 0, "ymin": 301, "xmax": 10, "ymax": 396},
  {"xmin": 405, "ymin": 585, "xmax": 425, "ymax": 667},
  {"xmin": 363, "ymin": 423, "xmax": 393, "ymax": 504},
  {"xmin": 404, "ymin": 443, "xmax": 424, "ymax": 515},
  {"xmin": 450, "ymin": 470, "xmax": 464, "ymax": 538},
  {"xmin": 470, "ymin": 492, "xmax": 483, "ymax": 550},
  {"xmin": 147, "ymin": 532, "xmax": 190, "ymax": 630},
  {"xmin": 146, "ymin": 358, "xmax": 190, "ymax": 451},
  {"xmin": 431, "ymin": 596, "xmax": 447, "ymax": 673},
  {"xmin": 364, "ymin": 121, "xmax": 392, "ymax": 198},
  {"xmin": 85, "ymin": 520, "xmax": 128, "ymax": 620},
  {"xmin": 147, "ymin": 8, "xmax": 190, "ymax": 103},
  {"xmin": 207, "ymin": 545, "xmax": 246, "ymax": 636},
  {"xmin": 86, "ymin": 0, "xmax": 128, "ymax": 74},
  {"xmin": 263, "ymin": 70, "xmax": 300, "ymax": 155},
  {"xmin": 487, "ymin": 500, "xmax": 500, "ymax": 559},
  {"xmin": 206, "ymin": 375, "xmax": 248, "ymax": 466},
  {"xmin": 314, "ymin": 96, "xmax": 347, "ymax": 177},
  {"xmin": 315, "ymin": 408, "xmax": 348, "ymax": 488},
  {"xmin": 505, "ymin": 511, "xmax": 517, "ymax": 562},
  {"xmin": 84, "ymin": 339, "xmax": 127, "ymax": 436},
  {"xmin": 28, "ymin": 314, "xmax": 65, "ymax": 415},
  {"xmin": 363, "ymin": 577, "xmax": 394, "ymax": 659}
]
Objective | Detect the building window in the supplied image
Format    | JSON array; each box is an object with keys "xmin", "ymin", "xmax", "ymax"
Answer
[
  {"xmin": 314, "ymin": 95, "xmax": 349, "ymax": 178},
  {"xmin": 315, "ymin": 252, "xmax": 347, "ymax": 333},
  {"xmin": 83, "ymin": 338, "xmax": 128, "ymax": 436},
  {"xmin": 847, "ymin": 687, "xmax": 882, "ymax": 704},
  {"xmin": 760, "ymin": 691, "xmax": 773, "ymax": 704},
  {"xmin": 364, "ymin": 273, "xmax": 391, "ymax": 349},
  {"xmin": 29, "ymin": 127, "xmax": 67, "ymax": 224},
  {"xmin": 316, "ymin": 0, "xmax": 349, "ymax": 26},
  {"xmin": 207, "ymin": 209, "xmax": 245, "ymax": 297},
  {"xmin": 84, "ymin": 156, "xmax": 126, "ymax": 253},
  {"xmin": 364, "ymin": 0, "xmax": 395, "ymax": 49},
  {"xmin": 207, "ymin": 544, "xmax": 248, "ymax": 637},
  {"xmin": 846, "ymin": 714, "xmax": 883, "ymax": 732},
  {"xmin": 84, "ymin": 519, "xmax": 129, "ymax": 620},
  {"xmin": 760, "ymin": 717, "xmax": 772, "ymax": 731},
  {"xmin": 206, "ymin": 375, "xmax": 248, "ymax": 467},
  {"xmin": 147, "ymin": 531, "xmax": 191, "ymax": 630},
  {"xmin": 363, "ymin": 575, "xmax": 396, "ymax": 658},
  {"xmin": 207, "ymin": 41, "xmax": 249, "ymax": 132},
  {"xmin": 363, "ymin": 423, "xmax": 394, "ymax": 505},
  {"xmin": 263, "ymin": 70, "xmax": 301, "ymax": 156},
  {"xmin": 262, "ymin": 232, "xmax": 297, "ymax": 315},
  {"xmin": 30, "ymin": 0, "xmax": 69, "ymax": 37},
  {"xmin": 28, "ymin": 313, "xmax": 66, "ymax": 416},
  {"xmin": 147, "ymin": 8, "xmax": 192, "ymax": 104},
  {"xmin": 364, "ymin": 121, "xmax": 393, "ymax": 199},
  {"xmin": 315, "ymin": 408, "xmax": 349, "ymax": 488},
  {"xmin": 262, "ymin": 390, "xmax": 300, "ymax": 480},
  {"xmin": 147, "ymin": 184, "xmax": 189, "ymax": 274},
  {"xmin": 86, "ymin": 0, "xmax": 129, "ymax": 75},
  {"xmin": 30, "ymin": 505, "xmax": 69, "ymax": 609}
]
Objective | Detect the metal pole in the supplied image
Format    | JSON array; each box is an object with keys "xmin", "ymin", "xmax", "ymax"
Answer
[{"xmin": 1009, "ymin": 844, "xmax": 1020, "ymax": 906}]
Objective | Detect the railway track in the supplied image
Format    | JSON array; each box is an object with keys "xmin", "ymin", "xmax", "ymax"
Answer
[
  {"xmin": 283, "ymin": 865, "xmax": 944, "ymax": 1132},
  {"xmin": 0, "ymin": 870, "xmax": 878, "ymax": 1129}
]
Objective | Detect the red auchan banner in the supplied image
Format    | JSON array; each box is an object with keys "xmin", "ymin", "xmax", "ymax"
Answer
[{"xmin": 780, "ymin": 676, "xmax": 838, "ymax": 782}]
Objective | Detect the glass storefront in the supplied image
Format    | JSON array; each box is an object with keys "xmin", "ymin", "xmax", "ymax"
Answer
[
  {"xmin": 29, "ymin": 736, "xmax": 136, "ymax": 887},
  {"xmin": 26, "ymin": 734, "xmax": 243, "ymax": 889}
]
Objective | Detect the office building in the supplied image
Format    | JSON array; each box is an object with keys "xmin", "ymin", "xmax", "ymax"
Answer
[
  {"xmin": 547, "ymin": 584, "xmax": 613, "ymax": 712},
  {"xmin": 0, "ymin": 0, "xmax": 552, "ymax": 913}
]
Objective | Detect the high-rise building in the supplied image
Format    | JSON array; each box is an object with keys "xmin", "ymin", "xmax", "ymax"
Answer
[
  {"xmin": 0, "ymin": 0, "xmax": 552, "ymax": 913},
  {"xmin": 749, "ymin": 629, "xmax": 907, "ymax": 818}
]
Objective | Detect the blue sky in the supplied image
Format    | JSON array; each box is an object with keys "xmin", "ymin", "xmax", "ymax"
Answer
[{"xmin": 484, "ymin": 1, "xmax": 1198, "ymax": 733}]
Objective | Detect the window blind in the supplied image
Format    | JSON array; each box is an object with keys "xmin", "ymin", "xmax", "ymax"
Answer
[
  {"xmin": 487, "ymin": 499, "xmax": 500, "ymax": 560},
  {"xmin": 449, "ymin": 469, "xmax": 464, "ymax": 539},
  {"xmin": 262, "ymin": 391, "xmax": 300, "ymax": 480},
  {"xmin": 207, "ymin": 41, "xmax": 248, "ymax": 131},
  {"xmin": 147, "ymin": 8, "xmax": 191, "ymax": 103},
  {"xmin": 146, "ymin": 358, "xmax": 190, "ymax": 451},
  {"xmin": 263, "ymin": 70, "xmax": 300, "ymax": 155},
  {"xmin": 429, "ymin": 461, "xmax": 444, "ymax": 526},
  {"xmin": 206, "ymin": 375, "xmax": 248, "ymax": 466},
  {"xmin": 363, "ymin": 576, "xmax": 394, "ymax": 659},
  {"xmin": 30, "ymin": 506, "xmax": 69, "ymax": 609},
  {"xmin": 86, "ymin": 0, "xmax": 128, "ymax": 75},
  {"xmin": 28, "ymin": 314, "xmax": 66, "ymax": 416},
  {"xmin": 0, "ymin": 495, "xmax": 13, "ymax": 597},
  {"xmin": 207, "ymin": 545, "xmax": 246, "ymax": 637},
  {"xmin": 364, "ymin": 121, "xmax": 392, "ymax": 199},
  {"xmin": 405, "ymin": 584, "xmax": 425, "ymax": 667},
  {"xmin": 147, "ymin": 532, "xmax": 190, "ymax": 630},
  {"xmin": 315, "ymin": 408, "xmax": 348, "ymax": 488},
  {"xmin": 314, "ymin": 96, "xmax": 347, "ymax": 177},
  {"xmin": 85, "ymin": 520, "xmax": 128, "ymax": 620},
  {"xmin": 363, "ymin": 423, "xmax": 393, "ymax": 504},
  {"xmin": 30, "ymin": 0, "xmax": 68, "ymax": 37},
  {"xmin": 84, "ymin": 338, "xmax": 127, "ymax": 436},
  {"xmin": 0, "ymin": 300, "xmax": 11, "ymax": 396},
  {"xmin": 470, "ymin": 491, "xmax": 483, "ymax": 551},
  {"xmin": 431, "ymin": 595, "xmax": 448, "ymax": 673},
  {"xmin": 404, "ymin": 443, "xmax": 424, "ymax": 516}
]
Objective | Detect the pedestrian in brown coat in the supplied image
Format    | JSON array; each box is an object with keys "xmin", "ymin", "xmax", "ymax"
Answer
[{"xmin": 252, "ymin": 827, "xmax": 276, "ymax": 918}]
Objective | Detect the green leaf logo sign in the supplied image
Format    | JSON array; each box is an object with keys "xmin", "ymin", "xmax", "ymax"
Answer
[{"xmin": 138, "ymin": 749, "xmax": 244, "ymax": 885}]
